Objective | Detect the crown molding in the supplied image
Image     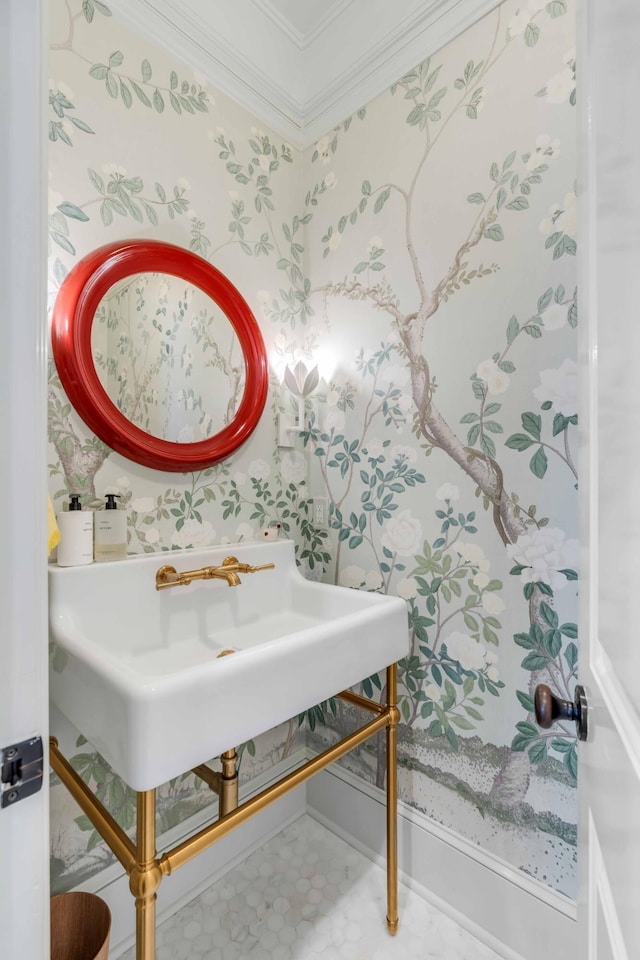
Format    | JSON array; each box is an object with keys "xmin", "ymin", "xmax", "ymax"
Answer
[
  {"xmin": 106, "ymin": 0, "xmax": 504, "ymax": 148},
  {"xmin": 301, "ymin": 0, "xmax": 504, "ymax": 142}
]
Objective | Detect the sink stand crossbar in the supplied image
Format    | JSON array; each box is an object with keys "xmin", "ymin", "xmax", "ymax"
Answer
[{"xmin": 49, "ymin": 663, "xmax": 400, "ymax": 960}]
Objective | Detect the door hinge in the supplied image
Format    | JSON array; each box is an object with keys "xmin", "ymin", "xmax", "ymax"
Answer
[{"xmin": 1, "ymin": 737, "xmax": 43, "ymax": 808}]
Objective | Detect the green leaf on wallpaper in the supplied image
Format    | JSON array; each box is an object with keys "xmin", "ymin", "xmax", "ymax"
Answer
[
  {"xmin": 483, "ymin": 224, "xmax": 504, "ymax": 241},
  {"xmin": 353, "ymin": 262, "xmax": 369, "ymax": 274},
  {"xmin": 540, "ymin": 601, "xmax": 558, "ymax": 628},
  {"xmin": 50, "ymin": 231, "xmax": 75, "ymax": 255},
  {"xmin": 484, "ymin": 403, "xmax": 501, "ymax": 415},
  {"xmin": 120, "ymin": 79, "xmax": 132, "ymax": 109},
  {"xmin": 93, "ymin": 0, "xmax": 111, "ymax": 15},
  {"xmin": 89, "ymin": 63, "xmax": 108, "ymax": 80},
  {"xmin": 374, "ymin": 188, "xmax": 391, "ymax": 214},
  {"xmin": 552, "ymin": 413, "xmax": 568, "ymax": 436},
  {"xmin": 516, "ymin": 690, "xmax": 535, "ymax": 711},
  {"xmin": 467, "ymin": 192, "xmax": 485, "ymax": 204},
  {"xmin": 489, "ymin": 162, "xmax": 499, "ymax": 182},
  {"xmin": 109, "ymin": 50, "xmax": 124, "ymax": 68},
  {"xmin": 407, "ymin": 103, "xmax": 426, "ymax": 127},
  {"xmin": 57, "ymin": 202, "xmax": 89, "ymax": 222},
  {"xmin": 565, "ymin": 743, "xmax": 578, "ymax": 780},
  {"xmin": 496, "ymin": 187, "xmax": 507, "ymax": 210},
  {"xmin": 131, "ymin": 79, "xmax": 151, "ymax": 107},
  {"xmin": 170, "ymin": 70, "xmax": 178, "ymax": 90},
  {"xmin": 547, "ymin": 0, "xmax": 567, "ymax": 16},
  {"xmin": 524, "ymin": 323, "xmax": 542, "ymax": 338},
  {"xmin": 82, "ymin": 0, "xmax": 95, "ymax": 22},
  {"xmin": 100, "ymin": 199, "xmax": 113, "ymax": 225},
  {"xmin": 105, "ymin": 72, "xmax": 118, "ymax": 98},
  {"xmin": 502, "ymin": 150, "xmax": 516, "ymax": 171},
  {"xmin": 506, "ymin": 315, "xmax": 519, "ymax": 343},
  {"xmin": 528, "ymin": 740, "xmax": 547, "ymax": 764},
  {"xmin": 560, "ymin": 623, "xmax": 578, "ymax": 639},
  {"xmin": 537, "ymin": 287, "xmax": 554, "ymax": 312},
  {"xmin": 524, "ymin": 23, "xmax": 540, "ymax": 46},
  {"xmin": 484, "ymin": 421, "xmax": 503, "ymax": 434},
  {"xmin": 506, "ymin": 197, "xmax": 529, "ymax": 211},
  {"xmin": 521, "ymin": 412, "xmax": 541, "ymax": 439},
  {"xmin": 141, "ymin": 59, "xmax": 152, "ymax": 82},
  {"xmin": 170, "ymin": 91, "xmax": 182, "ymax": 114},
  {"xmin": 522, "ymin": 652, "xmax": 549, "ymax": 671},
  {"xmin": 564, "ymin": 642, "xmax": 578, "ymax": 670},
  {"xmin": 153, "ymin": 89, "xmax": 165, "ymax": 112},
  {"xmin": 530, "ymin": 446, "xmax": 548, "ymax": 479}
]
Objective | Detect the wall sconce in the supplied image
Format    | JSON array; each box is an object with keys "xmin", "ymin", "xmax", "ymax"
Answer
[{"xmin": 278, "ymin": 361, "xmax": 319, "ymax": 446}]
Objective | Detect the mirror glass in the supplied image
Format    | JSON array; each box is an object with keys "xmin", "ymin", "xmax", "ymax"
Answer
[{"xmin": 91, "ymin": 272, "xmax": 246, "ymax": 443}]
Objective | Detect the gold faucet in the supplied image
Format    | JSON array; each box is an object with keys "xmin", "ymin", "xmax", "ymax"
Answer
[{"xmin": 155, "ymin": 555, "xmax": 275, "ymax": 590}]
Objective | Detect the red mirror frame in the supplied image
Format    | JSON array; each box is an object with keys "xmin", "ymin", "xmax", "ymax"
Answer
[{"xmin": 51, "ymin": 240, "xmax": 269, "ymax": 472}]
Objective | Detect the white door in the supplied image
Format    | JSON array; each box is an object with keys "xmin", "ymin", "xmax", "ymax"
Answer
[
  {"xmin": 576, "ymin": 1, "xmax": 640, "ymax": 957},
  {"xmin": 0, "ymin": 2, "xmax": 50, "ymax": 957}
]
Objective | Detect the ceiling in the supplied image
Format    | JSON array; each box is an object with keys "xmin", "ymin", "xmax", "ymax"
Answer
[{"xmin": 107, "ymin": 0, "xmax": 501, "ymax": 147}]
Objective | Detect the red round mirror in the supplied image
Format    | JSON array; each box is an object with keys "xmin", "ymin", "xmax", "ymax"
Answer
[{"xmin": 51, "ymin": 240, "xmax": 268, "ymax": 472}]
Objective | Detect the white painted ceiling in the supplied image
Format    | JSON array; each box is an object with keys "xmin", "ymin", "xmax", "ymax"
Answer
[{"xmin": 108, "ymin": 0, "xmax": 501, "ymax": 146}]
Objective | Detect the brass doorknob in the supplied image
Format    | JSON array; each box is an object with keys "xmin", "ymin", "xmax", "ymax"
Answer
[{"xmin": 534, "ymin": 683, "xmax": 588, "ymax": 741}]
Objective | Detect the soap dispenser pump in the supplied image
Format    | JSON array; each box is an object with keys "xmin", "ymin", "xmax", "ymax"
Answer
[
  {"xmin": 56, "ymin": 494, "xmax": 94, "ymax": 567},
  {"xmin": 94, "ymin": 493, "xmax": 127, "ymax": 562}
]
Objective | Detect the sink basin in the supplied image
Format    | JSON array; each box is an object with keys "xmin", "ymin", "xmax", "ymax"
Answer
[{"xmin": 49, "ymin": 539, "xmax": 407, "ymax": 791}]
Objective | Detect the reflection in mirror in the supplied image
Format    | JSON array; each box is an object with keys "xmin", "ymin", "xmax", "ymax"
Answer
[{"xmin": 91, "ymin": 273, "xmax": 246, "ymax": 444}]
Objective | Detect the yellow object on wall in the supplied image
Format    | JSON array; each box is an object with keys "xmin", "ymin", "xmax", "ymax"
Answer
[{"xmin": 48, "ymin": 494, "xmax": 60, "ymax": 556}]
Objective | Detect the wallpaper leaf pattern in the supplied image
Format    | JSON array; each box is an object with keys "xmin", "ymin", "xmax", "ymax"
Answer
[{"xmin": 48, "ymin": 0, "xmax": 577, "ymax": 897}]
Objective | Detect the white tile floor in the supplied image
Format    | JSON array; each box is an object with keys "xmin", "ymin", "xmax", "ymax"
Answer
[{"xmin": 122, "ymin": 815, "xmax": 503, "ymax": 960}]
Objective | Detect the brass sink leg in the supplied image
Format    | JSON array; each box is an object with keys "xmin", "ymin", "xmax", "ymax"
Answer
[
  {"xmin": 386, "ymin": 662, "xmax": 399, "ymax": 936},
  {"xmin": 220, "ymin": 748, "xmax": 239, "ymax": 817},
  {"xmin": 130, "ymin": 789, "xmax": 161, "ymax": 960}
]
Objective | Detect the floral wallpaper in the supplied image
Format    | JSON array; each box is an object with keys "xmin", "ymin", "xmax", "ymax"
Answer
[{"xmin": 48, "ymin": 0, "xmax": 578, "ymax": 901}]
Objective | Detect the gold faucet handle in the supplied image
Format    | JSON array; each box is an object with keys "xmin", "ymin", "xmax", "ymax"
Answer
[
  {"xmin": 156, "ymin": 565, "xmax": 179, "ymax": 589},
  {"xmin": 220, "ymin": 556, "xmax": 275, "ymax": 574}
]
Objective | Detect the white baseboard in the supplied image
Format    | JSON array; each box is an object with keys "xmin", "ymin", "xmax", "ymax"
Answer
[
  {"xmin": 75, "ymin": 749, "xmax": 308, "ymax": 958},
  {"xmin": 306, "ymin": 761, "xmax": 577, "ymax": 960}
]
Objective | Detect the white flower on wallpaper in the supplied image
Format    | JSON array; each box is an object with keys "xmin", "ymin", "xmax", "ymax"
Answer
[
  {"xmin": 507, "ymin": 526, "xmax": 579, "ymax": 590},
  {"xmin": 444, "ymin": 631, "xmax": 488, "ymax": 671},
  {"xmin": 539, "ymin": 191, "xmax": 577, "ymax": 237},
  {"xmin": 507, "ymin": 5, "xmax": 538, "ymax": 37},
  {"xmin": 248, "ymin": 459, "xmax": 271, "ymax": 480},
  {"xmin": 323, "ymin": 172, "xmax": 338, "ymax": 191},
  {"xmin": 131, "ymin": 497, "xmax": 155, "ymax": 512},
  {"xmin": 339, "ymin": 565, "xmax": 366, "ymax": 588},
  {"xmin": 395, "ymin": 577, "xmax": 418, "ymax": 599},
  {"xmin": 527, "ymin": 133, "xmax": 561, "ymax": 170},
  {"xmin": 482, "ymin": 592, "xmax": 505, "ymax": 615},
  {"xmin": 544, "ymin": 65, "xmax": 576, "ymax": 103},
  {"xmin": 533, "ymin": 357, "xmax": 578, "ymax": 414},
  {"xmin": 435, "ymin": 482, "xmax": 460, "ymax": 502},
  {"xmin": 455, "ymin": 540, "xmax": 489, "ymax": 569},
  {"xmin": 281, "ymin": 451, "xmax": 307, "ymax": 484},
  {"xmin": 172, "ymin": 518, "xmax": 215, "ymax": 549},
  {"xmin": 235, "ymin": 522, "xmax": 256, "ymax": 541},
  {"xmin": 476, "ymin": 358, "xmax": 511, "ymax": 395},
  {"xmin": 363, "ymin": 437, "xmax": 385, "ymax": 459},
  {"xmin": 324, "ymin": 407, "xmax": 346, "ymax": 433},
  {"xmin": 381, "ymin": 510, "xmax": 423, "ymax": 557}
]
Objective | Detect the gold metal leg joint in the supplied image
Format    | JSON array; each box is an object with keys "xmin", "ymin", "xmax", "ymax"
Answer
[
  {"xmin": 388, "ymin": 704, "xmax": 400, "ymax": 727},
  {"xmin": 129, "ymin": 860, "xmax": 163, "ymax": 900}
]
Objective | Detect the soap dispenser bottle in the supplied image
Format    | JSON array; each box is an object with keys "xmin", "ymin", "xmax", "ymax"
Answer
[
  {"xmin": 94, "ymin": 493, "xmax": 127, "ymax": 562},
  {"xmin": 56, "ymin": 494, "xmax": 94, "ymax": 567}
]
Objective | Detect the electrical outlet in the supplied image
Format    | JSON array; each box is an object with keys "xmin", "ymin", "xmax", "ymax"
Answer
[{"xmin": 313, "ymin": 497, "xmax": 328, "ymax": 529}]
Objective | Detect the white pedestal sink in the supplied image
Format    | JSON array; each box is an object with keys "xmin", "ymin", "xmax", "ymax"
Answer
[{"xmin": 49, "ymin": 540, "xmax": 408, "ymax": 791}]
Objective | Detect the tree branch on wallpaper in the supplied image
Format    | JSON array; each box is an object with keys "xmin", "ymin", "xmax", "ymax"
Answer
[{"xmin": 306, "ymin": 3, "xmax": 578, "ymax": 804}]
